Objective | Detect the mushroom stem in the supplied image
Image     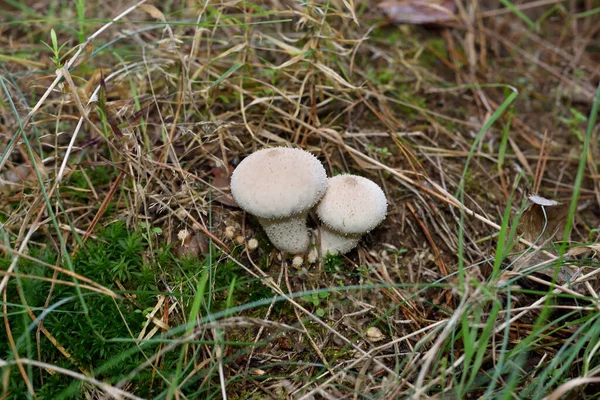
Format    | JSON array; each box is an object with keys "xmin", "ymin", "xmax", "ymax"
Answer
[
  {"xmin": 258, "ymin": 214, "xmax": 310, "ymax": 254},
  {"xmin": 319, "ymin": 225, "xmax": 362, "ymax": 255}
]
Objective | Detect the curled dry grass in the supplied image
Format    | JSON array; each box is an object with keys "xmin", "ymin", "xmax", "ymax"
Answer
[{"xmin": 1, "ymin": 0, "xmax": 600, "ymax": 398}]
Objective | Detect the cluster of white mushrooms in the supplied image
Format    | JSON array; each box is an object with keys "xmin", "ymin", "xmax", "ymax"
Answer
[{"xmin": 230, "ymin": 147, "xmax": 387, "ymax": 257}]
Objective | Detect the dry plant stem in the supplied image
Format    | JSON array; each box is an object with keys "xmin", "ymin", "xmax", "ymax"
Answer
[
  {"xmin": 119, "ymin": 282, "xmax": 171, "ymax": 334},
  {"xmin": 0, "ymin": 0, "xmax": 149, "ymax": 174},
  {"xmin": 242, "ymin": 93, "xmax": 555, "ymax": 259},
  {"xmin": 213, "ymin": 327, "xmax": 228, "ymax": 400},
  {"xmin": 407, "ymin": 201, "xmax": 449, "ymax": 276},
  {"xmin": 503, "ymin": 305, "xmax": 596, "ymax": 313},
  {"xmin": 533, "ymin": 130, "xmax": 551, "ymax": 193},
  {"xmin": 367, "ymin": 268, "xmax": 422, "ymax": 321},
  {"xmin": 244, "ymin": 263, "xmax": 284, "ymax": 372},
  {"xmin": 160, "ymin": 72, "xmax": 185, "ymax": 164},
  {"xmin": 353, "ymin": 355, "xmax": 375, "ymax": 400},
  {"xmin": 239, "ymin": 251, "xmax": 396, "ymax": 376},
  {"xmin": 283, "ymin": 261, "xmax": 333, "ymax": 373},
  {"xmin": 481, "ymin": 0, "xmax": 572, "ymax": 18},
  {"xmin": 496, "ymin": 283, "xmax": 600, "ymax": 337},
  {"xmin": 148, "ymin": 160, "xmax": 230, "ymax": 250},
  {"xmin": 81, "ymin": 170, "xmax": 124, "ymax": 244},
  {"xmin": 115, "ymin": 329, "xmax": 205, "ymax": 391},
  {"xmin": 412, "ymin": 285, "xmax": 473, "ymax": 399},
  {"xmin": 0, "ymin": 244, "xmax": 116, "ymax": 298},
  {"xmin": 0, "ymin": 3, "xmax": 154, "ymax": 306},
  {"xmin": 571, "ymin": 267, "xmax": 600, "ymax": 286},
  {"xmin": 178, "ymin": 359, "xmax": 211, "ymax": 391},
  {"xmin": 141, "ymin": 46, "xmax": 183, "ymax": 172},
  {"xmin": 0, "ymin": 272, "xmax": 112, "ymax": 296},
  {"xmin": 296, "ymin": 320, "xmax": 446, "ymax": 398},
  {"xmin": 0, "ymin": 359, "xmax": 143, "ymax": 400},
  {"xmin": 24, "ymin": 305, "xmax": 89, "ymax": 375},
  {"xmin": 3, "ymin": 291, "xmax": 35, "ymax": 395},
  {"xmin": 0, "ymin": 220, "xmax": 42, "ymax": 294},
  {"xmin": 137, "ymin": 295, "xmax": 167, "ymax": 340},
  {"xmin": 57, "ymin": 67, "xmax": 109, "ymax": 180},
  {"xmin": 420, "ymin": 352, "xmax": 468, "ymax": 395},
  {"xmin": 508, "ymin": 256, "xmax": 600, "ymax": 300},
  {"xmin": 0, "ymin": 175, "xmax": 92, "ymax": 310},
  {"xmin": 522, "ymin": 274, "xmax": 594, "ymax": 299},
  {"xmin": 545, "ymin": 377, "xmax": 600, "ymax": 400},
  {"xmin": 116, "ymin": 318, "xmax": 302, "ymax": 391}
]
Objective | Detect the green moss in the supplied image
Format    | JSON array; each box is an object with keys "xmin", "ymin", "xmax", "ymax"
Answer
[
  {"xmin": 323, "ymin": 253, "xmax": 344, "ymax": 274},
  {"xmin": 61, "ymin": 165, "xmax": 115, "ymax": 203},
  {"xmin": 0, "ymin": 221, "xmax": 275, "ymax": 398},
  {"xmin": 419, "ymin": 37, "xmax": 449, "ymax": 68}
]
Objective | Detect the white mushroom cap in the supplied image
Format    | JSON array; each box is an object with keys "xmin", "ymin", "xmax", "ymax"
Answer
[
  {"xmin": 292, "ymin": 255, "xmax": 304, "ymax": 267},
  {"xmin": 231, "ymin": 147, "xmax": 328, "ymax": 219},
  {"xmin": 230, "ymin": 147, "xmax": 328, "ymax": 254},
  {"xmin": 316, "ymin": 175, "xmax": 387, "ymax": 235}
]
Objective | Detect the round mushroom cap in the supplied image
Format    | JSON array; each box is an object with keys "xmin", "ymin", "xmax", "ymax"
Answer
[
  {"xmin": 231, "ymin": 147, "xmax": 327, "ymax": 219},
  {"xmin": 316, "ymin": 175, "xmax": 387, "ymax": 235}
]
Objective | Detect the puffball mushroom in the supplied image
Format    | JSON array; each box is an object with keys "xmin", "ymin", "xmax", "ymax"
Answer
[
  {"xmin": 316, "ymin": 175, "xmax": 387, "ymax": 255},
  {"xmin": 230, "ymin": 147, "xmax": 327, "ymax": 254}
]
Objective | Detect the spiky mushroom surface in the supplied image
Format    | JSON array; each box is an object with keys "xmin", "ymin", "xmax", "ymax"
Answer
[
  {"xmin": 316, "ymin": 174, "xmax": 387, "ymax": 255},
  {"xmin": 231, "ymin": 147, "xmax": 328, "ymax": 254}
]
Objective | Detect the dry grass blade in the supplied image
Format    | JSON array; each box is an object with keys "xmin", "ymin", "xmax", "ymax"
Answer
[
  {"xmin": 1, "ymin": 0, "xmax": 600, "ymax": 398},
  {"xmin": 546, "ymin": 377, "xmax": 600, "ymax": 400},
  {"xmin": 0, "ymin": 359, "xmax": 142, "ymax": 400}
]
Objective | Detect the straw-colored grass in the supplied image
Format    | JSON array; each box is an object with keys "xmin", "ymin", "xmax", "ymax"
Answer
[{"xmin": 1, "ymin": 0, "xmax": 600, "ymax": 398}]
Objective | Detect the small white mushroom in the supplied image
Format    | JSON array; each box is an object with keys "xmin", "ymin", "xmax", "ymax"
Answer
[
  {"xmin": 224, "ymin": 226, "xmax": 236, "ymax": 239},
  {"xmin": 247, "ymin": 238, "xmax": 259, "ymax": 251},
  {"xmin": 306, "ymin": 247, "xmax": 318, "ymax": 264},
  {"xmin": 316, "ymin": 175, "xmax": 387, "ymax": 255},
  {"xmin": 230, "ymin": 147, "xmax": 327, "ymax": 254},
  {"xmin": 366, "ymin": 326, "xmax": 385, "ymax": 342},
  {"xmin": 292, "ymin": 255, "xmax": 304, "ymax": 267}
]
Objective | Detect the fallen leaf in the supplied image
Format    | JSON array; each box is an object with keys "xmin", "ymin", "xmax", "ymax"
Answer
[
  {"xmin": 175, "ymin": 232, "xmax": 209, "ymax": 257},
  {"xmin": 1, "ymin": 164, "xmax": 31, "ymax": 186},
  {"xmin": 211, "ymin": 166, "xmax": 238, "ymax": 207},
  {"xmin": 379, "ymin": 0, "xmax": 456, "ymax": 25},
  {"xmin": 518, "ymin": 196, "xmax": 569, "ymax": 246},
  {"xmin": 510, "ymin": 195, "xmax": 570, "ymax": 281},
  {"xmin": 566, "ymin": 244, "xmax": 600, "ymax": 258},
  {"xmin": 139, "ymin": 4, "xmax": 166, "ymax": 22}
]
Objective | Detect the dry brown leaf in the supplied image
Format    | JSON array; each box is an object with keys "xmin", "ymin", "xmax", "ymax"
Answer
[
  {"xmin": 518, "ymin": 196, "xmax": 569, "ymax": 246},
  {"xmin": 341, "ymin": 0, "xmax": 357, "ymax": 24},
  {"xmin": 566, "ymin": 244, "xmax": 600, "ymax": 258},
  {"xmin": 2, "ymin": 164, "xmax": 32, "ymax": 186},
  {"xmin": 139, "ymin": 4, "xmax": 166, "ymax": 21},
  {"xmin": 212, "ymin": 166, "xmax": 238, "ymax": 207},
  {"xmin": 0, "ymin": 161, "xmax": 48, "ymax": 195},
  {"xmin": 313, "ymin": 62, "xmax": 357, "ymax": 89},
  {"xmin": 511, "ymin": 195, "xmax": 570, "ymax": 279},
  {"xmin": 175, "ymin": 232, "xmax": 209, "ymax": 257},
  {"xmin": 379, "ymin": 0, "xmax": 456, "ymax": 24}
]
